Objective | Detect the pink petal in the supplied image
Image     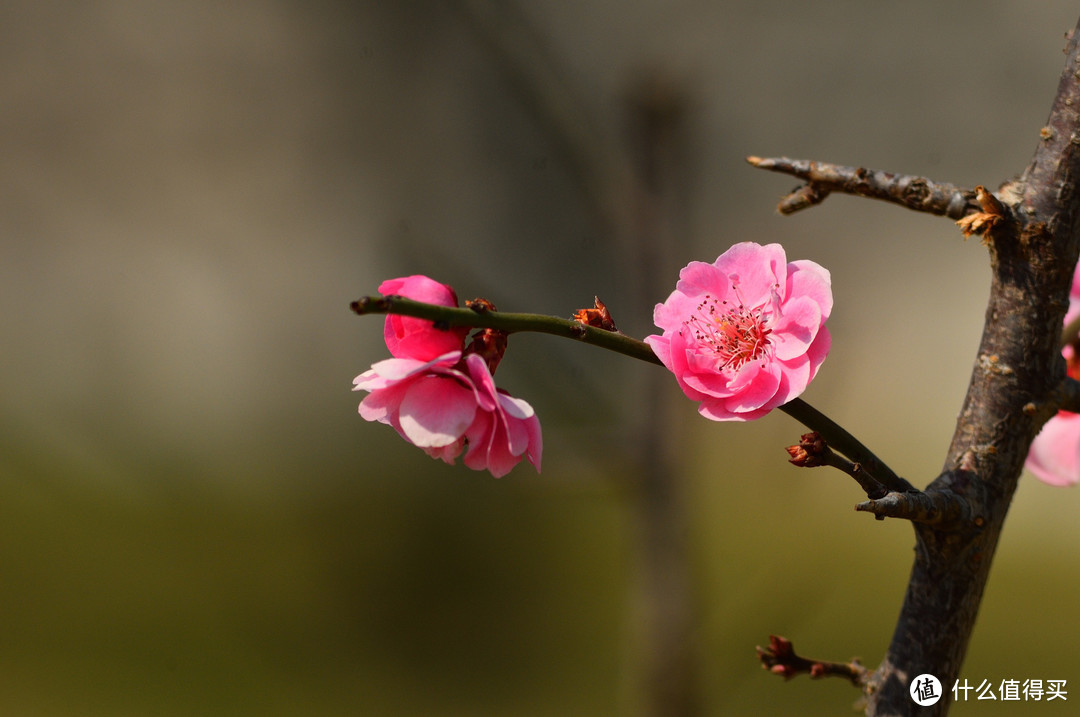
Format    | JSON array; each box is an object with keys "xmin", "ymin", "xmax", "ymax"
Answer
[
  {"xmin": 681, "ymin": 367, "xmax": 735, "ymax": 399},
  {"xmin": 770, "ymin": 296, "xmax": 821, "ymax": 360},
  {"xmin": 1026, "ymin": 413, "xmax": 1080, "ymax": 486},
  {"xmin": 785, "ymin": 260, "xmax": 833, "ymax": 319},
  {"xmin": 455, "ymin": 354, "xmax": 543, "ymax": 477},
  {"xmin": 463, "ymin": 411, "xmax": 524, "ymax": 478},
  {"xmin": 674, "ymin": 261, "xmax": 728, "ymax": 299},
  {"xmin": 423, "ymin": 440, "xmax": 465, "ymax": 465},
  {"xmin": 358, "ymin": 380, "xmax": 408, "ymax": 424},
  {"xmin": 713, "ymin": 242, "xmax": 788, "ymax": 305},
  {"xmin": 398, "ymin": 375, "xmax": 477, "ymax": 447},
  {"xmin": 670, "ymin": 348, "xmax": 718, "ymax": 401},
  {"xmin": 497, "ymin": 391, "xmax": 535, "ymax": 420},
  {"xmin": 522, "ymin": 413, "xmax": 543, "ymax": 471},
  {"xmin": 723, "ymin": 361, "xmax": 781, "ymax": 413},
  {"xmin": 803, "ymin": 328, "xmax": 831, "ymax": 383},
  {"xmin": 462, "ymin": 353, "xmax": 500, "ymax": 412},
  {"xmin": 768, "ymin": 354, "xmax": 811, "ymax": 407},
  {"xmin": 710, "ymin": 403, "xmax": 771, "ymax": 422},
  {"xmin": 353, "ymin": 353, "xmax": 460, "ymax": 390},
  {"xmin": 379, "ymin": 275, "xmax": 460, "ymax": 307},
  {"xmin": 644, "ymin": 334, "xmax": 673, "ymax": 369}
]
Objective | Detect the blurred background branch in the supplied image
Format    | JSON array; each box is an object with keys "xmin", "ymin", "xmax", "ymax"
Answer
[{"xmin": 459, "ymin": 3, "xmax": 701, "ymax": 713}]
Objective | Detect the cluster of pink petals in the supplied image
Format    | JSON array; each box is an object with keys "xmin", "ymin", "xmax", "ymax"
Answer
[
  {"xmin": 645, "ymin": 242, "xmax": 832, "ymax": 421},
  {"xmin": 353, "ymin": 275, "xmax": 541, "ymax": 478},
  {"xmin": 1025, "ymin": 266, "xmax": 1080, "ymax": 486}
]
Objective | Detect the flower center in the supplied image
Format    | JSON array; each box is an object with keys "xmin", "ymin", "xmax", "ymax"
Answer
[{"xmin": 685, "ymin": 291, "xmax": 774, "ymax": 370}]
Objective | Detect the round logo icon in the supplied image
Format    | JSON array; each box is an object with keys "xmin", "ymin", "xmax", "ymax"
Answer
[{"xmin": 910, "ymin": 673, "xmax": 943, "ymax": 706}]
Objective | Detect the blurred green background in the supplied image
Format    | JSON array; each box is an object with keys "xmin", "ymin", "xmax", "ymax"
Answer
[{"xmin": 2, "ymin": 1, "xmax": 1080, "ymax": 714}]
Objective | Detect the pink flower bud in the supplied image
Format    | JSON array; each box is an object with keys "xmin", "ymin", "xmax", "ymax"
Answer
[{"xmin": 379, "ymin": 275, "xmax": 469, "ymax": 360}]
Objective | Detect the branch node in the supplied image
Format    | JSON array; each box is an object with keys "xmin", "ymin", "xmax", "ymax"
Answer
[
  {"xmin": 778, "ymin": 183, "xmax": 830, "ymax": 215},
  {"xmin": 1027, "ymin": 377, "xmax": 1080, "ymax": 426},
  {"xmin": 572, "ymin": 296, "xmax": 619, "ymax": 331},
  {"xmin": 466, "ymin": 297, "xmax": 497, "ymax": 313},
  {"xmin": 854, "ymin": 488, "xmax": 973, "ymax": 526},
  {"xmin": 956, "ymin": 185, "xmax": 1011, "ymax": 241},
  {"xmin": 747, "ymin": 156, "xmax": 977, "ymax": 218},
  {"xmin": 350, "ymin": 295, "xmax": 389, "ymax": 315}
]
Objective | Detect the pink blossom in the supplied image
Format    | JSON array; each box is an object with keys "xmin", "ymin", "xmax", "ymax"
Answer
[
  {"xmin": 645, "ymin": 242, "xmax": 832, "ymax": 421},
  {"xmin": 1025, "ymin": 265, "xmax": 1080, "ymax": 486},
  {"xmin": 354, "ymin": 274, "xmax": 541, "ymax": 478},
  {"xmin": 353, "ymin": 352, "xmax": 541, "ymax": 477},
  {"xmin": 379, "ymin": 275, "xmax": 469, "ymax": 360}
]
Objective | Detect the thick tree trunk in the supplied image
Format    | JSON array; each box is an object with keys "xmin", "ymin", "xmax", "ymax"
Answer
[{"xmin": 866, "ymin": 20, "xmax": 1080, "ymax": 716}]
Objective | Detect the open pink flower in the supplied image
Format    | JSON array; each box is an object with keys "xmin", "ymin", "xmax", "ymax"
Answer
[
  {"xmin": 353, "ymin": 352, "xmax": 541, "ymax": 477},
  {"xmin": 379, "ymin": 275, "xmax": 469, "ymax": 360},
  {"xmin": 1025, "ymin": 265, "xmax": 1080, "ymax": 486},
  {"xmin": 354, "ymin": 275, "xmax": 541, "ymax": 478},
  {"xmin": 645, "ymin": 242, "xmax": 832, "ymax": 421}
]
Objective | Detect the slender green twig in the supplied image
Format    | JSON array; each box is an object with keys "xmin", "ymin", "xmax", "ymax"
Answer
[
  {"xmin": 351, "ymin": 294, "xmax": 911, "ymax": 492},
  {"xmin": 351, "ymin": 295, "xmax": 662, "ymax": 365}
]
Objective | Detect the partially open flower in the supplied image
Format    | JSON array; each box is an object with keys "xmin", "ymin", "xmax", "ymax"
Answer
[
  {"xmin": 354, "ymin": 275, "xmax": 541, "ymax": 478},
  {"xmin": 645, "ymin": 242, "xmax": 832, "ymax": 421}
]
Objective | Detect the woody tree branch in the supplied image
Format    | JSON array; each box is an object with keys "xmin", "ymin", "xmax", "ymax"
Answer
[
  {"xmin": 752, "ymin": 19, "xmax": 1080, "ymax": 717},
  {"xmin": 745, "ymin": 156, "xmax": 982, "ymax": 217},
  {"xmin": 869, "ymin": 23, "xmax": 1080, "ymax": 715}
]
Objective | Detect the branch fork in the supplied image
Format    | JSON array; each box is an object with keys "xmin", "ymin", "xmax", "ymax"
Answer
[
  {"xmin": 854, "ymin": 486, "xmax": 975, "ymax": 525},
  {"xmin": 956, "ymin": 185, "xmax": 1012, "ymax": 241},
  {"xmin": 745, "ymin": 156, "xmax": 979, "ymax": 218}
]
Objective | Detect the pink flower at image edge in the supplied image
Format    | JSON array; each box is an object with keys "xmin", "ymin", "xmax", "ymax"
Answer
[
  {"xmin": 645, "ymin": 242, "xmax": 832, "ymax": 421},
  {"xmin": 1024, "ymin": 264, "xmax": 1080, "ymax": 486},
  {"xmin": 1026, "ymin": 413, "xmax": 1080, "ymax": 486}
]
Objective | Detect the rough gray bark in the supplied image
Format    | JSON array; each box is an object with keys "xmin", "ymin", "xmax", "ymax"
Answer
[
  {"xmin": 868, "ymin": 22, "xmax": 1080, "ymax": 717},
  {"xmin": 755, "ymin": 18, "xmax": 1080, "ymax": 717},
  {"xmin": 450, "ymin": 5, "xmax": 1080, "ymax": 715}
]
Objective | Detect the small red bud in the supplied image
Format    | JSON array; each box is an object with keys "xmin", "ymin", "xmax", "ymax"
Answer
[
  {"xmin": 768, "ymin": 634, "xmax": 794, "ymax": 657},
  {"xmin": 464, "ymin": 298, "xmax": 508, "ymax": 374},
  {"xmin": 786, "ymin": 432, "xmax": 827, "ymax": 467},
  {"xmin": 573, "ymin": 297, "xmax": 618, "ymax": 332},
  {"xmin": 786, "ymin": 445, "xmax": 810, "ymax": 465}
]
